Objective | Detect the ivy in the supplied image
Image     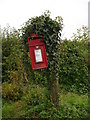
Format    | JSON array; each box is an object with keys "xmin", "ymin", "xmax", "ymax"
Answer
[{"xmin": 21, "ymin": 10, "xmax": 63, "ymax": 80}]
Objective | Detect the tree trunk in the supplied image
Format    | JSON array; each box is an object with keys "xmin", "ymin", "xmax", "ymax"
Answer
[
  {"xmin": 50, "ymin": 78, "xmax": 59, "ymax": 107},
  {"xmin": 46, "ymin": 69, "xmax": 59, "ymax": 108}
]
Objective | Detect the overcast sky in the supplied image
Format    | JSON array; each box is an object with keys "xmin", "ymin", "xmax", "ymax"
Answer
[{"xmin": 0, "ymin": 0, "xmax": 89, "ymax": 39}]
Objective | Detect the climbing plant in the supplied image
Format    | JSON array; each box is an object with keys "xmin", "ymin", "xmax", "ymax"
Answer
[{"xmin": 21, "ymin": 10, "xmax": 63, "ymax": 107}]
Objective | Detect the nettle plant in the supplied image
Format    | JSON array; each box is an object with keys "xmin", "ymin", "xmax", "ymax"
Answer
[{"xmin": 21, "ymin": 10, "xmax": 63, "ymax": 107}]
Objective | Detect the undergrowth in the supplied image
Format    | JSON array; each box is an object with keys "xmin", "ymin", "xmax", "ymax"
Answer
[{"xmin": 2, "ymin": 84, "xmax": 88, "ymax": 119}]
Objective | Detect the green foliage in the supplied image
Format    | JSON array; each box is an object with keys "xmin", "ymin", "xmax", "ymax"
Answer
[
  {"xmin": 72, "ymin": 26, "xmax": 88, "ymax": 42},
  {"xmin": 0, "ymin": 99, "xmax": 2, "ymax": 120},
  {"xmin": 39, "ymin": 92, "xmax": 88, "ymax": 119},
  {"xmin": 22, "ymin": 84, "xmax": 47, "ymax": 118},
  {"xmin": 0, "ymin": 27, "xmax": 2, "ymax": 84},
  {"xmin": 20, "ymin": 84, "xmax": 88, "ymax": 119},
  {"xmin": 2, "ymin": 26, "xmax": 24, "ymax": 83},
  {"xmin": 21, "ymin": 10, "xmax": 63, "ymax": 79},
  {"xmin": 59, "ymin": 92, "xmax": 88, "ymax": 118},
  {"xmin": 2, "ymin": 84, "xmax": 88, "ymax": 119},
  {"xmin": 1, "ymin": 12, "xmax": 88, "ymax": 119},
  {"xmin": 23, "ymin": 84, "xmax": 46, "ymax": 106},
  {"xmin": 2, "ymin": 102, "xmax": 15, "ymax": 118},
  {"xmin": 59, "ymin": 26, "xmax": 88, "ymax": 94},
  {"xmin": 2, "ymin": 100, "xmax": 26, "ymax": 118},
  {"xmin": 32, "ymin": 70, "xmax": 47, "ymax": 86},
  {"xmin": 2, "ymin": 82, "xmax": 22, "ymax": 101},
  {"xmin": 21, "ymin": 11, "xmax": 63, "ymax": 107},
  {"xmin": 23, "ymin": 90, "xmax": 88, "ymax": 119}
]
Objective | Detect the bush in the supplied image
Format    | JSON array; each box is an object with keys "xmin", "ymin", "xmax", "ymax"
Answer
[
  {"xmin": 2, "ymin": 85, "xmax": 88, "ymax": 119},
  {"xmin": 2, "ymin": 100, "xmax": 26, "ymax": 118},
  {"xmin": 23, "ymin": 84, "xmax": 46, "ymax": 105},
  {"xmin": 2, "ymin": 27, "xmax": 24, "ymax": 83},
  {"xmin": 59, "ymin": 38, "xmax": 88, "ymax": 94},
  {"xmin": 32, "ymin": 70, "xmax": 47, "ymax": 86},
  {"xmin": 2, "ymin": 82, "xmax": 22, "ymax": 101},
  {"xmin": 21, "ymin": 84, "xmax": 88, "ymax": 119},
  {"xmin": 22, "ymin": 84, "xmax": 47, "ymax": 118},
  {"xmin": 2, "ymin": 102, "xmax": 15, "ymax": 118}
]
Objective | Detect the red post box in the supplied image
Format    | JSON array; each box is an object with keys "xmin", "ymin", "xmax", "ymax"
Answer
[{"xmin": 28, "ymin": 34, "xmax": 48, "ymax": 70}]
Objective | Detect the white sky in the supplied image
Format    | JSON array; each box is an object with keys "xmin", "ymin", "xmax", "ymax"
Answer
[{"xmin": 0, "ymin": 0, "xmax": 89, "ymax": 39}]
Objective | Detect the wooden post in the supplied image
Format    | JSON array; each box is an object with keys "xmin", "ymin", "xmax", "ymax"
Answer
[
  {"xmin": 47, "ymin": 70, "xmax": 59, "ymax": 108},
  {"xmin": 50, "ymin": 78, "xmax": 59, "ymax": 107}
]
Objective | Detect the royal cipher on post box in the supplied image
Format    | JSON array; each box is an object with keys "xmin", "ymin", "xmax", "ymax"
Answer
[{"xmin": 28, "ymin": 34, "xmax": 48, "ymax": 70}]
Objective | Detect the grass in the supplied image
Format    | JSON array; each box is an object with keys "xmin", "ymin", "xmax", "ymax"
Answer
[
  {"xmin": 60, "ymin": 92, "xmax": 88, "ymax": 106},
  {"xmin": 2, "ymin": 89, "xmax": 88, "ymax": 118},
  {"xmin": 59, "ymin": 92, "xmax": 88, "ymax": 118}
]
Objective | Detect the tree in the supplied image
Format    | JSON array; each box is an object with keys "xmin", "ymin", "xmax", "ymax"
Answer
[{"xmin": 21, "ymin": 10, "xmax": 63, "ymax": 107}]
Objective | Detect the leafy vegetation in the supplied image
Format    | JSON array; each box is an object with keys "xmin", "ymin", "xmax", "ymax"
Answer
[
  {"xmin": 1, "ymin": 11, "xmax": 88, "ymax": 119},
  {"xmin": 2, "ymin": 85, "xmax": 88, "ymax": 119},
  {"xmin": 2, "ymin": 26, "xmax": 24, "ymax": 83},
  {"xmin": 59, "ymin": 28, "xmax": 88, "ymax": 94},
  {"xmin": 21, "ymin": 10, "xmax": 63, "ymax": 107},
  {"xmin": 2, "ymin": 82, "xmax": 23, "ymax": 101}
]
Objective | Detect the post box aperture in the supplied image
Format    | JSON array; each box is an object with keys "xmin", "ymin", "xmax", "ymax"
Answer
[{"xmin": 28, "ymin": 34, "xmax": 48, "ymax": 70}]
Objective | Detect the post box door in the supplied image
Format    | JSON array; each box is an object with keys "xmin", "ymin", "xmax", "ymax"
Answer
[
  {"xmin": 29, "ymin": 43, "xmax": 48, "ymax": 70},
  {"xmin": 28, "ymin": 35, "xmax": 48, "ymax": 70}
]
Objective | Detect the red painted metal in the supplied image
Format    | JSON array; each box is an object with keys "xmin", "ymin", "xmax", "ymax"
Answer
[{"xmin": 28, "ymin": 34, "xmax": 48, "ymax": 70}]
